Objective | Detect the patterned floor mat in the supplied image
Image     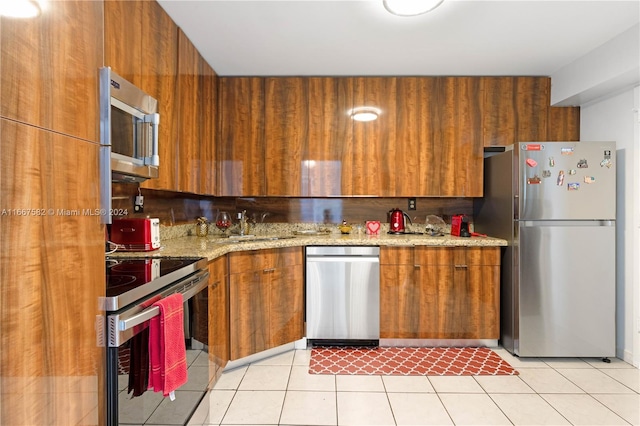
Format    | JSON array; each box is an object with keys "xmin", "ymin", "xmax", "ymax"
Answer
[{"xmin": 309, "ymin": 346, "xmax": 518, "ymax": 376}]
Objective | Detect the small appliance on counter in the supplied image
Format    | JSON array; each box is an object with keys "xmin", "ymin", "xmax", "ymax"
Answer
[
  {"xmin": 450, "ymin": 214, "xmax": 470, "ymax": 237},
  {"xmin": 109, "ymin": 218, "xmax": 160, "ymax": 251},
  {"xmin": 387, "ymin": 208, "xmax": 412, "ymax": 233}
]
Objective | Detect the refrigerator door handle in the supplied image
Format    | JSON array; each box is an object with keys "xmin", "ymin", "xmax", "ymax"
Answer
[{"xmin": 519, "ymin": 220, "xmax": 615, "ymax": 227}]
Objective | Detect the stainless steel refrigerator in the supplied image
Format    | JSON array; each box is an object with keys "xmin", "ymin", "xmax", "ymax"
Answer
[{"xmin": 474, "ymin": 141, "xmax": 616, "ymax": 357}]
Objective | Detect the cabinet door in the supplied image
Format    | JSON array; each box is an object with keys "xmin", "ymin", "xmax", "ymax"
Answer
[
  {"xmin": 229, "ymin": 270, "xmax": 270, "ymax": 360},
  {"xmin": 265, "ymin": 78, "xmax": 308, "ymax": 196},
  {"xmin": 437, "ymin": 77, "xmax": 483, "ymax": 197},
  {"xmin": 548, "ymin": 107, "xmax": 580, "ymax": 141},
  {"xmin": 200, "ymin": 59, "xmax": 218, "ymax": 195},
  {"xmin": 306, "ymin": 77, "xmax": 353, "ymax": 196},
  {"xmin": 415, "ymin": 248, "xmax": 453, "ymax": 337},
  {"xmin": 269, "ymin": 265, "xmax": 304, "ymax": 347},
  {"xmin": 176, "ymin": 29, "xmax": 201, "ymax": 193},
  {"xmin": 350, "ymin": 77, "xmax": 396, "ymax": 196},
  {"xmin": 419, "ymin": 247, "xmax": 500, "ymax": 339},
  {"xmin": 218, "ymin": 77, "xmax": 265, "ymax": 196},
  {"xmin": 103, "ymin": 0, "xmax": 142, "ymax": 84},
  {"xmin": 1, "ymin": 120, "xmax": 105, "ymax": 425},
  {"xmin": 396, "ymin": 78, "xmax": 440, "ymax": 196},
  {"xmin": 380, "ymin": 247, "xmax": 421, "ymax": 338},
  {"xmin": 482, "ymin": 77, "xmax": 551, "ymax": 147},
  {"xmin": 208, "ymin": 256, "xmax": 229, "ymax": 384},
  {"xmin": 139, "ymin": 1, "xmax": 179, "ymax": 191},
  {"xmin": 465, "ymin": 248, "xmax": 500, "ymax": 339},
  {"xmin": 1, "ymin": 0, "xmax": 103, "ymax": 143}
]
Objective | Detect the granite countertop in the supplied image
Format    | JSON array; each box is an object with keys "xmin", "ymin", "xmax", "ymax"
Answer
[{"xmin": 109, "ymin": 231, "xmax": 507, "ymax": 262}]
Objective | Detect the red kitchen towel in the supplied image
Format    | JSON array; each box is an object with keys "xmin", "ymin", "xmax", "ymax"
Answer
[{"xmin": 148, "ymin": 293, "xmax": 188, "ymax": 398}]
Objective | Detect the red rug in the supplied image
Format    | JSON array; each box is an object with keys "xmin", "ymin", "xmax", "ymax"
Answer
[{"xmin": 309, "ymin": 346, "xmax": 518, "ymax": 376}]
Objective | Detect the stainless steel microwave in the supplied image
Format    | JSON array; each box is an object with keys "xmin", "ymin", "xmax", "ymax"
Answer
[{"xmin": 99, "ymin": 67, "xmax": 160, "ymax": 183}]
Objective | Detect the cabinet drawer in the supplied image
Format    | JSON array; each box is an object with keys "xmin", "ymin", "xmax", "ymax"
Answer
[
  {"xmin": 229, "ymin": 247, "xmax": 303, "ymax": 273},
  {"xmin": 415, "ymin": 247, "xmax": 500, "ymax": 266},
  {"xmin": 380, "ymin": 247, "xmax": 414, "ymax": 265}
]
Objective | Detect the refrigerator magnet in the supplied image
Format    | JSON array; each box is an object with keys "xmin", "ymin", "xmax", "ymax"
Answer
[
  {"xmin": 584, "ymin": 176, "xmax": 596, "ymax": 184},
  {"xmin": 556, "ymin": 170, "xmax": 565, "ymax": 186},
  {"xmin": 526, "ymin": 158, "xmax": 538, "ymax": 167},
  {"xmin": 561, "ymin": 147, "xmax": 574, "ymax": 155},
  {"xmin": 569, "ymin": 169, "xmax": 576, "ymax": 175},
  {"xmin": 549, "ymin": 157, "xmax": 555, "ymax": 167},
  {"xmin": 600, "ymin": 158, "xmax": 612, "ymax": 168},
  {"xmin": 542, "ymin": 170, "xmax": 551, "ymax": 178},
  {"xmin": 567, "ymin": 182, "xmax": 580, "ymax": 191},
  {"xmin": 527, "ymin": 175, "xmax": 541, "ymax": 184},
  {"xmin": 577, "ymin": 159, "xmax": 588, "ymax": 168}
]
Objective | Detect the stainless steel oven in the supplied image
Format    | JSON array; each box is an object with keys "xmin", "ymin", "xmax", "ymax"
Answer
[{"xmin": 104, "ymin": 257, "xmax": 210, "ymax": 426}]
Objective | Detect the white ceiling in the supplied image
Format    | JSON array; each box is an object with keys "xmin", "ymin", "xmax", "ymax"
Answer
[{"xmin": 157, "ymin": 0, "xmax": 640, "ymax": 77}]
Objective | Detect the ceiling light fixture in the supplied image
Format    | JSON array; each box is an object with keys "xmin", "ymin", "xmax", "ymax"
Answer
[
  {"xmin": 0, "ymin": 0, "xmax": 42, "ymax": 18},
  {"xmin": 350, "ymin": 107, "xmax": 381, "ymax": 122},
  {"xmin": 383, "ymin": 0, "xmax": 444, "ymax": 17}
]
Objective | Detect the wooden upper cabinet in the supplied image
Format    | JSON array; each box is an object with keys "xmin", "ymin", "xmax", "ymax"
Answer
[
  {"xmin": 176, "ymin": 29, "xmax": 201, "ymax": 194},
  {"xmin": 482, "ymin": 77, "xmax": 551, "ymax": 146},
  {"xmin": 264, "ymin": 78, "xmax": 308, "ymax": 196},
  {"xmin": 397, "ymin": 78, "xmax": 440, "ymax": 196},
  {"xmin": 306, "ymin": 77, "xmax": 354, "ymax": 196},
  {"xmin": 138, "ymin": 1, "xmax": 179, "ymax": 192},
  {"xmin": 548, "ymin": 106, "xmax": 580, "ymax": 141},
  {"xmin": 350, "ymin": 77, "xmax": 397, "ymax": 196},
  {"xmin": 1, "ymin": 0, "xmax": 103, "ymax": 143},
  {"xmin": 218, "ymin": 77, "xmax": 266, "ymax": 196},
  {"xmin": 216, "ymin": 75, "xmax": 571, "ymax": 197},
  {"xmin": 200, "ymin": 60, "xmax": 218, "ymax": 195},
  {"xmin": 103, "ymin": 0, "xmax": 142, "ymax": 85},
  {"xmin": 436, "ymin": 77, "xmax": 484, "ymax": 197}
]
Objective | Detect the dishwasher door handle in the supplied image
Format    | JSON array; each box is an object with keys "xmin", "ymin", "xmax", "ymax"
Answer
[{"xmin": 307, "ymin": 256, "xmax": 380, "ymax": 263}]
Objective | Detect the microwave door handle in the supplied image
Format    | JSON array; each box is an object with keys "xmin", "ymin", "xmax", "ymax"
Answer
[{"xmin": 143, "ymin": 112, "xmax": 160, "ymax": 166}]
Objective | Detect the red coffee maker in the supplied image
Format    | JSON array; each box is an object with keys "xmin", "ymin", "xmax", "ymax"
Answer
[{"xmin": 451, "ymin": 214, "xmax": 471, "ymax": 237}]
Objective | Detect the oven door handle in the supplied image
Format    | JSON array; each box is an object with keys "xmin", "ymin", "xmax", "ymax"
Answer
[{"xmin": 118, "ymin": 270, "xmax": 210, "ymax": 332}]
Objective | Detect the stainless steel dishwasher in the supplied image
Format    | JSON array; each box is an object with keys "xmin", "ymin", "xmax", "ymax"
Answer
[{"xmin": 306, "ymin": 246, "xmax": 380, "ymax": 345}]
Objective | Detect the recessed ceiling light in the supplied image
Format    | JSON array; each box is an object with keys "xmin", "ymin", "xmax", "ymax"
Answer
[
  {"xmin": 350, "ymin": 107, "xmax": 381, "ymax": 122},
  {"xmin": 0, "ymin": 0, "xmax": 42, "ymax": 18},
  {"xmin": 383, "ymin": 0, "xmax": 444, "ymax": 17}
]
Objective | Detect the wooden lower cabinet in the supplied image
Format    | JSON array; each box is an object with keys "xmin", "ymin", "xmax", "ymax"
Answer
[
  {"xmin": 229, "ymin": 248, "xmax": 304, "ymax": 360},
  {"xmin": 208, "ymin": 255, "xmax": 229, "ymax": 384},
  {"xmin": 380, "ymin": 246, "xmax": 500, "ymax": 340}
]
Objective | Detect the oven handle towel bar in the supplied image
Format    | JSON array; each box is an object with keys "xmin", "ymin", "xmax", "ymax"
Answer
[{"xmin": 119, "ymin": 270, "xmax": 209, "ymax": 332}]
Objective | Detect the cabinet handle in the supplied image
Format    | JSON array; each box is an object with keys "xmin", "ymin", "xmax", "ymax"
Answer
[
  {"xmin": 263, "ymin": 268, "xmax": 275, "ymax": 273},
  {"xmin": 454, "ymin": 264, "xmax": 468, "ymax": 269},
  {"xmin": 414, "ymin": 265, "xmax": 421, "ymax": 269},
  {"xmin": 212, "ymin": 280, "xmax": 220, "ymax": 289}
]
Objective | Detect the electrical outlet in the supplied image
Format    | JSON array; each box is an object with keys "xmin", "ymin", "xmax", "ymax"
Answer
[
  {"xmin": 134, "ymin": 194, "xmax": 144, "ymax": 213},
  {"xmin": 408, "ymin": 198, "xmax": 416, "ymax": 211}
]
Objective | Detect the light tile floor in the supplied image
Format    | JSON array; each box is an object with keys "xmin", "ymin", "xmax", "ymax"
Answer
[{"xmin": 188, "ymin": 348, "xmax": 640, "ymax": 426}]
